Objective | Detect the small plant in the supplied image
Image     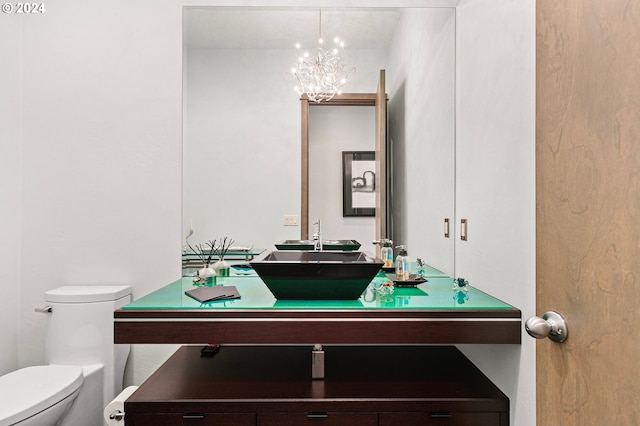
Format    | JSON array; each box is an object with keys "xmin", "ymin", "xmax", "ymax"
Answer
[
  {"xmin": 212, "ymin": 236, "xmax": 235, "ymax": 261},
  {"xmin": 186, "ymin": 236, "xmax": 236, "ymax": 281},
  {"xmin": 187, "ymin": 239, "xmax": 217, "ymax": 268}
]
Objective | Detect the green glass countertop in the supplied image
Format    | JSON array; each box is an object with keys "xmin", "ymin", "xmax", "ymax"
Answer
[{"xmin": 123, "ymin": 271, "xmax": 514, "ymax": 311}]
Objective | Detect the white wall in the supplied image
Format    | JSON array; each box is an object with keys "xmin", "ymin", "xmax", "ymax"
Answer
[
  {"xmin": 0, "ymin": 14, "xmax": 22, "ymax": 375},
  {"xmin": 15, "ymin": 0, "xmax": 184, "ymax": 384},
  {"xmin": 184, "ymin": 48, "xmax": 301, "ymax": 250},
  {"xmin": 386, "ymin": 8, "xmax": 456, "ymax": 275},
  {"xmin": 455, "ymin": 1, "xmax": 536, "ymax": 426}
]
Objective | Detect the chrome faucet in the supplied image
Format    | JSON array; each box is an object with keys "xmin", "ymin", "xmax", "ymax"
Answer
[{"xmin": 312, "ymin": 219, "xmax": 323, "ymax": 251}]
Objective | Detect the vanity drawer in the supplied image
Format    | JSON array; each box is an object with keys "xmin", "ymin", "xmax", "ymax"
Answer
[
  {"xmin": 126, "ymin": 412, "xmax": 255, "ymax": 426},
  {"xmin": 379, "ymin": 411, "xmax": 502, "ymax": 426},
  {"xmin": 257, "ymin": 412, "xmax": 377, "ymax": 426}
]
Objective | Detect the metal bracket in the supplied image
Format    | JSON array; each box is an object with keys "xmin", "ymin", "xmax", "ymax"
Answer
[
  {"xmin": 312, "ymin": 344, "xmax": 324, "ymax": 379},
  {"xmin": 461, "ymin": 219, "xmax": 468, "ymax": 241}
]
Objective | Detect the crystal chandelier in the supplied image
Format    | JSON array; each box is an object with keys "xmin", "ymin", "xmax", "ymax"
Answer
[{"xmin": 291, "ymin": 10, "xmax": 355, "ymax": 103}]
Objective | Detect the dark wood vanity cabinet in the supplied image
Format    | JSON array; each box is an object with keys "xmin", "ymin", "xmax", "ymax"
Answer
[
  {"xmin": 258, "ymin": 412, "xmax": 378, "ymax": 425},
  {"xmin": 125, "ymin": 345, "xmax": 509, "ymax": 426},
  {"xmin": 123, "ymin": 413, "xmax": 255, "ymax": 426},
  {"xmin": 378, "ymin": 412, "xmax": 503, "ymax": 425}
]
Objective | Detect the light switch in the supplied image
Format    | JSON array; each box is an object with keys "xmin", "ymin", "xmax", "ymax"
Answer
[{"xmin": 283, "ymin": 215, "xmax": 299, "ymax": 226}]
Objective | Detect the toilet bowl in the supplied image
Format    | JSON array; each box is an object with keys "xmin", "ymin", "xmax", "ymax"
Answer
[
  {"xmin": 0, "ymin": 365, "xmax": 83, "ymax": 426},
  {"xmin": 0, "ymin": 286, "xmax": 131, "ymax": 426}
]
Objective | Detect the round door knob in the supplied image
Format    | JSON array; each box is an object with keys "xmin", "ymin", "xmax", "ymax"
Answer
[{"xmin": 525, "ymin": 311, "xmax": 568, "ymax": 343}]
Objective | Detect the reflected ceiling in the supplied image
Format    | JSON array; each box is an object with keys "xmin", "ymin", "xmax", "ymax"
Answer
[{"xmin": 184, "ymin": 8, "xmax": 402, "ymax": 50}]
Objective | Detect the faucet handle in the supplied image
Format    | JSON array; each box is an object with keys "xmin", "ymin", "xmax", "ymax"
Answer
[{"xmin": 312, "ymin": 219, "xmax": 322, "ymax": 251}]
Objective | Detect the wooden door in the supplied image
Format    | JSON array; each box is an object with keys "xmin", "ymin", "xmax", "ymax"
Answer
[{"xmin": 536, "ymin": 1, "xmax": 640, "ymax": 424}]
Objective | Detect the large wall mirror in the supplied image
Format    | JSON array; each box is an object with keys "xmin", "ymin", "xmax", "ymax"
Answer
[{"xmin": 183, "ymin": 6, "xmax": 456, "ymax": 275}]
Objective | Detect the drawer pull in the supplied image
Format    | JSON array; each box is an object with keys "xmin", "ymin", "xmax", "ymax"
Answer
[
  {"xmin": 430, "ymin": 412, "xmax": 452, "ymax": 418},
  {"xmin": 183, "ymin": 413, "xmax": 205, "ymax": 419},
  {"xmin": 307, "ymin": 412, "xmax": 329, "ymax": 419}
]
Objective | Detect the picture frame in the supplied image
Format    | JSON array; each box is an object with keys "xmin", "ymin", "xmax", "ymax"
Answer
[{"xmin": 342, "ymin": 151, "xmax": 376, "ymax": 217}]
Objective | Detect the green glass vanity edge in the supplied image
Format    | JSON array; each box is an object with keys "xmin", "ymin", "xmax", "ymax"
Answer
[{"xmin": 122, "ymin": 273, "xmax": 515, "ymax": 311}]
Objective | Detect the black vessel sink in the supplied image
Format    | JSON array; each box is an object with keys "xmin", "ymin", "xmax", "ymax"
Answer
[
  {"xmin": 274, "ymin": 239, "xmax": 361, "ymax": 251},
  {"xmin": 251, "ymin": 251, "xmax": 382, "ymax": 300}
]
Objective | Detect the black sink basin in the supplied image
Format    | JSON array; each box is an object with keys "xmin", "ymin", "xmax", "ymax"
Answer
[
  {"xmin": 250, "ymin": 251, "xmax": 383, "ymax": 300},
  {"xmin": 275, "ymin": 239, "xmax": 361, "ymax": 251}
]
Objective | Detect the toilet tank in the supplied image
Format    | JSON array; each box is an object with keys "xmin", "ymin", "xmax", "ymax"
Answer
[{"xmin": 44, "ymin": 286, "xmax": 131, "ymax": 408}]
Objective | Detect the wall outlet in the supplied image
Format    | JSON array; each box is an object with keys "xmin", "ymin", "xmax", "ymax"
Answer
[{"xmin": 283, "ymin": 214, "xmax": 299, "ymax": 226}]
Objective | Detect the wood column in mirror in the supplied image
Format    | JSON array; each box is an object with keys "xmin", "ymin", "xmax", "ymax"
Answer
[
  {"xmin": 375, "ymin": 69, "xmax": 388, "ymax": 241},
  {"xmin": 301, "ymin": 98, "xmax": 309, "ymax": 239},
  {"xmin": 301, "ymin": 70, "xmax": 388, "ymax": 242}
]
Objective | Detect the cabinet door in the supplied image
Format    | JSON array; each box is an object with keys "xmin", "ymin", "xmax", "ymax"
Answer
[
  {"xmin": 258, "ymin": 412, "xmax": 377, "ymax": 426},
  {"xmin": 379, "ymin": 412, "xmax": 501, "ymax": 426},
  {"xmin": 454, "ymin": 0, "xmax": 534, "ymax": 312},
  {"xmin": 127, "ymin": 413, "xmax": 255, "ymax": 426}
]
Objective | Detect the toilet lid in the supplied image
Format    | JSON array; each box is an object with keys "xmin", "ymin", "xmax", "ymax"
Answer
[
  {"xmin": 0, "ymin": 365, "xmax": 83, "ymax": 425},
  {"xmin": 45, "ymin": 285, "xmax": 131, "ymax": 303}
]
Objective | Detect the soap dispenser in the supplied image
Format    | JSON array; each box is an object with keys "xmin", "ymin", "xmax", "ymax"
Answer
[
  {"xmin": 395, "ymin": 245, "xmax": 410, "ymax": 281},
  {"xmin": 381, "ymin": 239, "xmax": 394, "ymax": 268}
]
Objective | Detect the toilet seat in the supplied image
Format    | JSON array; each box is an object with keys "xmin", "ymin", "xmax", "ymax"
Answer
[{"xmin": 0, "ymin": 365, "xmax": 83, "ymax": 425}]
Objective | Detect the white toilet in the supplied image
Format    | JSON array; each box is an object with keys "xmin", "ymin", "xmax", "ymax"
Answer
[{"xmin": 0, "ymin": 286, "xmax": 131, "ymax": 426}]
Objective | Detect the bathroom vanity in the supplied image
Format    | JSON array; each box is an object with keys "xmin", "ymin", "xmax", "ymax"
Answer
[
  {"xmin": 123, "ymin": 345, "xmax": 509, "ymax": 426},
  {"xmin": 114, "ymin": 274, "xmax": 520, "ymax": 425}
]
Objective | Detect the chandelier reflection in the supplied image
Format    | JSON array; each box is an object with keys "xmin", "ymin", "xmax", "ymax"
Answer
[{"xmin": 291, "ymin": 10, "xmax": 355, "ymax": 103}]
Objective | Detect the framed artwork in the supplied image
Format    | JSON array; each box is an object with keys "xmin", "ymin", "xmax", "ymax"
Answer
[{"xmin": 342, "ymin": 151, "xmax": 376, "ymax": 217}]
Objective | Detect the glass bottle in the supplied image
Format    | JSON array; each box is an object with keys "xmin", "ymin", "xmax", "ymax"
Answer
[
  {"xmin": 381, "ymin": 239, "xmax": 394, "ymax": 268},
  {"xmin": 395, "ymin": 245, "xmax": 410, "ymax": 281}
]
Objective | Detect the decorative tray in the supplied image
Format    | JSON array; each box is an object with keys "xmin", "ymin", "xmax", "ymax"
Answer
[{"xmin": 387, "ymin": 273, "xmax": 428, "ymax": 287}]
